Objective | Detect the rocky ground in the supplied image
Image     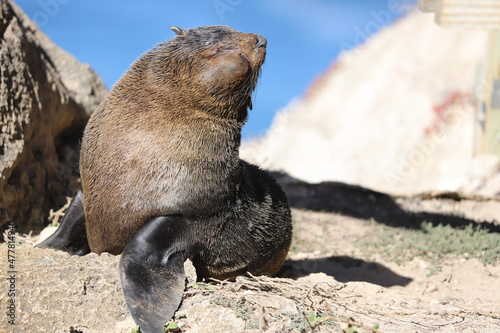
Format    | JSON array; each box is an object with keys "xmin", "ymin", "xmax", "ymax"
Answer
[{"xmin": 1, "ymin": 180, "xmax": 499, "ymax": 333}]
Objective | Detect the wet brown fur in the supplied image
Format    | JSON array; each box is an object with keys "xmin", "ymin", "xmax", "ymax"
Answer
[{"xmin": 80, "ymin": 26, "xmax": 292, "ymax": 279}]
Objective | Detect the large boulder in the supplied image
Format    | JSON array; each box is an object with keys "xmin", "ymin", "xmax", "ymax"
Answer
[
  {"xmin": 241, "ymin": 10, "xmax": 496, "ymax": 196},
  {"xmin": 0, "ymin": 0, "xmax": 108, "ymax": 234}
]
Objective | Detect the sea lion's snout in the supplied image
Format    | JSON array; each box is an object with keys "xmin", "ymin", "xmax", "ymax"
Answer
[{"xmin": 254, "ymin": 35, "xmax": 267, "ymax": 49}]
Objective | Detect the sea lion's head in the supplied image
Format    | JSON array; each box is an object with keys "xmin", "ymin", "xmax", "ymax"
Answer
[{"xmin": 148, "ymin": 25, "xmax": 267, "ymax": 122}]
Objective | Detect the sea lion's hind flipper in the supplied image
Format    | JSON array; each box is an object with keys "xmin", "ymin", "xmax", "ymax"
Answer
[
  {"xmin": 119, "ymin": 215, "xmax": 190, "ymax": 333},
  {"xmin": 36, "ymin": 190, "xmax": 90, "ymax": 256}
]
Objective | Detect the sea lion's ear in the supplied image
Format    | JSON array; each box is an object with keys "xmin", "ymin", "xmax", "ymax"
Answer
[{"xmin": 170, "ymin": 26, "xmax": 187, "ymax": 36}]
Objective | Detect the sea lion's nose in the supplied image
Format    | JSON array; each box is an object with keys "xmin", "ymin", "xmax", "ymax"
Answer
[{"xmin": 254, "ymin": 35, "xmax": 267, "ymax": 49}]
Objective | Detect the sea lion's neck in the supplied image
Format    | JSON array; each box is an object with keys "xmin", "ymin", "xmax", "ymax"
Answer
[
  {"xmin": 153, "ymin": 114, "xmax": 243, "ymax": 168},
  {"xmin": 141, "ymin": 60, "xmax": 252, "ymax": 123}
]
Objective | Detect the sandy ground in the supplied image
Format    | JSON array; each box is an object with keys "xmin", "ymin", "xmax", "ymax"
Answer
[{"xmin": 1, "ymin": 179, "xmax": 499, "ymax": 333}]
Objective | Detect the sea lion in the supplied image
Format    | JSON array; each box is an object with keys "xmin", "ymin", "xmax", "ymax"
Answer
[{"xmin": 37, "ymin": 25, "xmax": 292, "ymax": 332}]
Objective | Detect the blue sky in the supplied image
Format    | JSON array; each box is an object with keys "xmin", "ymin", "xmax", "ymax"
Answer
[{"xmin": 15, "ymin": 0, "xmax": 416, "ymax": 140}]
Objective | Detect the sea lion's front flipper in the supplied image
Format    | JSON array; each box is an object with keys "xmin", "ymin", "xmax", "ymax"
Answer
[
  {"xmin": 36, "ymin": 190, "xmax": 90, "ymax": 255},
  {"xmin": 119, "ymin": 215, "xmax": 190, "ymax": 333}
]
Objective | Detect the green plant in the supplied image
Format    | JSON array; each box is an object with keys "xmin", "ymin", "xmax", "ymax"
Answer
[
  {"xmin": 129, "ymin": 320, "xmax": 178, "ymax": 333},
  {"xmin": 234, "ymin": 298, "xmax": 254, "ymax": 320},
  {"xmin": 190, "ymin": 281, "xmax": 216, "ymax": 290},
  {"xmin": 306, "ymin": 312, "xmax": 327, "ymax": 328},
  {"xmin": 165, "ymin": 320, "xmax": 178, "ymax": 332},
  {"xmin": 361, "ymin": 221, "xmax": 500, "ymax": 266},
  {"xmin": 286, "ymin": 312, "xmax": 309, "ymax": 332}
]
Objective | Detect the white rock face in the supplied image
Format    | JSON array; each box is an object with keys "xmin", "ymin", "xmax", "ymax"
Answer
[{"xmin": 242, "ymin": 10, "xmax": 499, "ymax": 196}]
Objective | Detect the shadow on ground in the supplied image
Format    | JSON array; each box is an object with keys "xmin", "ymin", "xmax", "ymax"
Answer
[
  {"xmin": 271, "ymin": 172, "xmax": 500, "ymax": 233},
  {"xmin": 279, "ymin": 256, "xmax": 413, "ymax": 287}
]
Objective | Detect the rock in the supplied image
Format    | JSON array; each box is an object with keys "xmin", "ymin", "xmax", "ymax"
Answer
[
  {"xmin": 1, "ymin": 245, "xmax": 304, "ymax": 333},
  {"xmin": 177, "ymin": 290, "xmax": 301, "ymax": 333},
  {"xmin": 37, "ymin": 225, "xmax": 57, "ymax": 244},
  {"xmin": 297, "ymin": 272, "xmax": 340, "ymax": 285},
  {"xmin": 241, "ymin": 10, "xmax": 490, "ymax": 196},
  {"xmin": 460, "ymin": 154, "xmax": 500, "ymax": 196},
  {"xmin": 183, "ymin": 297, "xmax": 246, "ymax": 333},
  {"xmin": 184, "ymin": 259, "xmax": 198, "ymax": 286},
  {"xmin": 0, "ymin": 0, "xmax": 108, "ymax": 234},
  {"xmin": 0, "ymin": 247, "xmax": 133, "ymax": 333}
]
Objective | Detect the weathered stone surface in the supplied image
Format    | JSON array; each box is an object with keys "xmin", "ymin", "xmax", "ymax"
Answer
[
  {"xmin": 181, "ymin": 297, "xmax": 246, "ymax": 333},
  {"xmin": 0, "ymin": 247, "xmax": 134, "ymax": 333},
  {"xmin": 0, "ymin": 0, "xmax": 108, "ymax": 234},
  {"xmin": 241, "ymin": 10, "xmax": 494, "ymax": 196}
]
